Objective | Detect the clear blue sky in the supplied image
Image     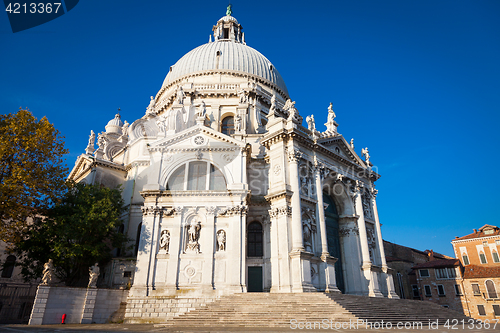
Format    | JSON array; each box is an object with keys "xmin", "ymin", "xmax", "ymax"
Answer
[{"xmin": 1, "ymin": 1, "xmax": 499, "ymax": 257}]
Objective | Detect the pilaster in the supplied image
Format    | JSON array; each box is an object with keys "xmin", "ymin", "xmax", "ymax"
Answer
[{"xmin": 28, "ymin": 285, "xmax": 50, "ymax": 325}]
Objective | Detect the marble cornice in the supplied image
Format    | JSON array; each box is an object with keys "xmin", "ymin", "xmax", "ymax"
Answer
[
  {"xmin": 300, "ymin": 196, "xmax": 317, "ymax": 205},
  {"xmin": 264, "ymin": 189, "xmax": 293, "ymax": 202},
  {"xmin": 261, "ymin": 130, "xmax": 289, "ymax": 148},
  {"xmin": 125, "ymin": 160, "xmax": 150, "ymax": 171},
  {"xmin": 140, "ymin": 189, "xmax": 249, "ymax": 199}
]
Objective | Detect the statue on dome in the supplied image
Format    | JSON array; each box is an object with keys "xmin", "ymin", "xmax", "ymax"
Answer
[
  {"xmin": 361, "ymin": 147, "xmax": 370, "ymax": 165},
  {"xmin": 146, "ymin": 96, "xmax": 156, "ymax": 115},
  {"xmin": 196, "ymin": 101, "xmax": 207, "ymax": 118},
  {"xmin": 226, "ymin": 4, "xmax": 232, "ymax": 16},
  {"xmin": 122, "ymin": 121, "xmax": 129, "ymax": 136},
  {"xmin": 176, "ymin": 86, "xmax": 185, "ymax": 105}
]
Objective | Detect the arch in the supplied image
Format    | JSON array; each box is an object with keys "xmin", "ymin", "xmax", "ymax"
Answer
[
  {"xmin": 165, "ymin": 161, "xmax": 227, "ymax": 191},
  {"xmin": 221, "ymin": 116, "xmax": 235, "ymax": 135},
  {"xmin": 247, "ymin": 222, "xmax": 263, "ymax": 257},
  {"xmin": 1, "ymin": 255, "xmax": 16, "ymax": 278},
  {"xmin": 322, "ymin": 178, "xmax": 355, "ymax": 216},
  {"xmin": 486, "ymin": 280, "xmax": 497, "ymax": 299},
  {"xmin": 323, "ymin": 192, "xmax": 345, "ymax": 293}
]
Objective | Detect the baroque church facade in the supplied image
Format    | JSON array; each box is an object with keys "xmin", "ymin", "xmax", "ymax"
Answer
[{"xmin": 69, "ymin": 11, "xmax": 398, "ymax": 299}]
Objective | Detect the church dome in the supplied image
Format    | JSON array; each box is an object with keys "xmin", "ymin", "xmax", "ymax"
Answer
[{"xmin": 161, "ymin": 15, "xmax": 289, "ymax": 97}]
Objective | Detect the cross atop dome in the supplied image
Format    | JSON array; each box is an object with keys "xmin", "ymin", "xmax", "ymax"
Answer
[{"xmin": 212, "ymin": 5, "xmax": 245, "ymax": 44}]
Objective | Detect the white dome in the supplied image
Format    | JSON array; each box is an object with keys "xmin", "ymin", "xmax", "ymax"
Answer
[
  {"xmin": 162, "ymin": 40, "xmax": 289, "ymax": 97},
  {"xmin": 107, "ymin": 113, "xmax": 123, "ymax": 127}
]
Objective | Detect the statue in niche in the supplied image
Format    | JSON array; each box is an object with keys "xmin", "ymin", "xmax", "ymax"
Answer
[
  {"xmin": 160, "ymin": 230, "xmax": 170, "ymax": 252},
  {"xmin": 300, "ymin": 176, "xmax": 309, "ymax": 196},
  {"xmin": 88, "ymin": 263, "xmax": 100, "ymax": 288},
  {"xmin": 186, "ymin": 220, "xmax": 201, "ymax": 253},
  {"xmin": 306, "ymin": 115, "xmax": 316, "ymax": 132},
  {"xmin": 217, "ymin": 229, "xmax": 226, "ymax": 251},
  {"xmin": 41, "ymin": 259, "xmax": 54, "ymax": 285},
  {"xmin": 146, "ymin": 96, "xmax": 156, "ymax": 114},
  {"xmin": 302, "ymin": 216, "xmax": 315, "ymax": 252},
  {"xmin": 235, "ymin": 114, "xmax": 242, "ymax": 132},
  {"xmin": 196, "ymin": 101, "xmax": 207, "ymax": 118},
  {"xmin": 361, "ymin": 147, "xmax": 370, "ymax": 164},
  {"xmin": 176, "ymin": 86, "xmax": 185, "ymax": 105}
]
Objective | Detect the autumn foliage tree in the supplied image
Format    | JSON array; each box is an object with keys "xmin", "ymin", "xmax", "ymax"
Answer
[{"xmin": 0, "ymin": 109, "xmax": 68, "ymax": 245}]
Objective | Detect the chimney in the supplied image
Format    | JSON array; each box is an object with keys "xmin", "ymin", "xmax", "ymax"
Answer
[{"xmin": 473, "ymin": 229, "xmax": 477, "ymax": 233}]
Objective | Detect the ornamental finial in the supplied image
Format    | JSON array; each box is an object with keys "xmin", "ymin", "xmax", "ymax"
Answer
[{"xmin": 226, "ymin": 4, "xmax": 232, "ymax": 16}]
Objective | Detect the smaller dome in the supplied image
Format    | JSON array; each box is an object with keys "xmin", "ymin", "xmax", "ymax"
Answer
[
  {"xmin": 218, "ymin": 15, "xmax": 238, "ymax": 24},
  {"xmin": 107, "ymin": 114, "xmax": 123, "ymax": 127}
]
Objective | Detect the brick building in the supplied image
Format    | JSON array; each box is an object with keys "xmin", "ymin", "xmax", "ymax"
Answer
[{"xmin": 451, "ymin": 225, "xmax": 500, "ymax": 320}]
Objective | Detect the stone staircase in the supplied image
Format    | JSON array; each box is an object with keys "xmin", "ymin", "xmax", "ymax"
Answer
[{"xmin": 156, "ymin": 293, "xmax": 472, "ymax": 328}]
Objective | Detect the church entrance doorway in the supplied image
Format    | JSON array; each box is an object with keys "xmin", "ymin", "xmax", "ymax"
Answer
[
  {"xmin": 324, "ymin": 192, "xmax": 345, "ymax": 293},
  {"xmin": 247, "ymin": 266, "xmax": 263, "ymax": 292}
]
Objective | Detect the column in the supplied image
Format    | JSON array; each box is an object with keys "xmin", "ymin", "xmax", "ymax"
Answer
[
  {"xmin": 353, "ymin": 183, "xmax": 383, "ymax": 297},
  {"xmin": 314, "ymin": 165, "xmax": 340, "ymax": 293},
  {"xmin": 371, "ymin": 189, "xmax": 399, "ymax": 298},
  {"xmin": 288, "ymin": 149, "xmax": 304, "ymax": 251}
]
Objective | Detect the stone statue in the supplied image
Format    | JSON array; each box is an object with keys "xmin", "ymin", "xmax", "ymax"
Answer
[
  {"xmin": 361, "ymin": 147, "xmax": 370, "ymax": 164},
  {"xmin": 160, "ymin": 230, "xmax": 170, "ymax": 252},
  {"xmin": 306, "ymin": 115, "xmax": 316, "ymax": 132},
  {"xmin": 235, "ymin": 114, "xmax": 242, "ymax": 131},
  {"xmin": 88, "ymin": 263, "xmax": 100, "ymax": 288},
  {"xmin": 186, "ymin": 221, "xmax": 201, "ymax": 253},
  {"xmin": 122, "ymin": 121, "xmax": 129, "ymax": 136},
  {"xmin": 88, "ymin": 130, "xmax": 95, "ymax": 147},
  {"xmin": 176, "ymin": 86, "xmax": 185, "ymax": 105},
  {"xmin": 217, "ymin": 229, "xmax": 226, "ymax": 251},
  {"xmin": 41, "ymin": 259, "xmax": 54, "ymax": 285},
  {"xmin": 238, "ymin": 89, "xmax": 247, "ymax": 104},
  {"xmin": 196, "ymin": 101, "xmax": 207, "ymax": 118},
  {"xmin": 268, "ymin": 94, "xmax": 276, "ymax": 118},
  {"xmin": 350, "ymin": 138, "xmax": 354, "ymax": 149},
  {"xmin": 97, "ymin": 133, "xmax": 106, "ymax": 149},
  {"xmin": 146, "ymin": 96, "xmax": 156, "ymax": 114},
  {"xmin": 156, "ymin": 115, "xmax": 167, "ymax": 132},
  {"xmin": 327, "ymin": 103, "xmax": 336, "ymax": 121}
]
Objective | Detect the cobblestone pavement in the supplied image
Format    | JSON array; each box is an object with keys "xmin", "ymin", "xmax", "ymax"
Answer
[{"xmin": 1, "ymin": 323, "xmax": 499, "ymax": 333}]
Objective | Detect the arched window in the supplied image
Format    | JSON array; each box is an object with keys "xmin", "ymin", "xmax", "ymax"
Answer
[
  {"xmin": 221, "ymin": 116, "xmax": 235, "ymax": 135},
  {"xmin": 247, "ymin": 222, "xmax": 263, "ymax": 257},
  {"xmin": 1, "ymin": 255, "xmax": 16, "ymax": 278},
  {"xmin": 166, "ymin": 162, "xmax": 226, "ymax": 191},
  {"xmin": 486, "ymin": 280, "xmax": 497, "ymax": 299}
]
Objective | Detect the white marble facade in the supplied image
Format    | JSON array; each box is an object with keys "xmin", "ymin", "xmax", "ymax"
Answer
[{"xmin": 69, "ymin": 13, "xmax": 398, "ymax": 299}]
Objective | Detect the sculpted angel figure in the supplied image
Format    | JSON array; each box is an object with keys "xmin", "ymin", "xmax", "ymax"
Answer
[
  {"xmin": 156, "ymin": 115, "xmax": 167, "ymax": 132},
  {"xmin": 350, "ymin": 138, "xmax": 354, "ymax": 149},
  {"xmin": 122, "ymin": 121, "xmax": 129, "ymax": 135},
  {"xmin": 268, "ymin": 94, "xmax": 276, "ymax": 117}
]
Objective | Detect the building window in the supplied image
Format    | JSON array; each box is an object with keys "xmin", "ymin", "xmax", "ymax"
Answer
[
  {"xmin": 166, "ymin": 162, "xmax": 227, "ymax": 191},
  {"xmin": 480, "ymin": 252, "xmax": 487, "ymax": 264},
  {"xmin": 455, "ymin": 284, "xmax": 462, "ymax": 296},
  {"xmin": 247, "ymin": 222, "xmax": 263, "ymax": 257},
  {"xmin": 486, "ymin": 280, "xmax": 498, "ymax": 299},
  {"xmin": 419, "ymin": 269, "xmax": 429, "ymax": 278},
  {"xmin": 221, "ymin": 116, "xmax": 235, "ymax": 135},
  {"xmin": 436, "ymin": 267, "xmax": 457, "ymax": 279},
  {"xmin": 462, "ymin": 255, "xmax": 470, "ymax": 265},
  {"xmin": 1, "ymin": 255, "xmax": 16, "ymax": 278},
  {"xmin": 411, "ymin": 284, "xmax": 420, "ymax": 298},
  {"xmin": 493, "ymin": 251, "xmax": 500, "ymax": 263},
  {"xmin": 424, "ymin": 285, "xmax": 432, "ymax": 297},
  {"xmin": 123, "ymin": 271, "xmax": 132, "ymax": 278},
  {"xmin": 437, "ymin": 284, "xmax": 446, "ymax": 296},
  {"xmin": 493, "ymin": 304, "xmax": 500, "ymax": 316},
  {"xmin": 472, "ymin": 283, "xmax": 481, "ymax": 296},
  {"xmin": 477, "ymin": 305, "xmax": 486, "ymax": 316}
]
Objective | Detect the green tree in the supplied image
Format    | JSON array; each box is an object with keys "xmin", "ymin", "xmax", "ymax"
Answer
[
  {"xmin": 15, "ymin": 182, "xmax": 128, "ymax": 286},
  {"xmin": 0, "ymin": 108, "xmax": 68, "ymax": 244}
]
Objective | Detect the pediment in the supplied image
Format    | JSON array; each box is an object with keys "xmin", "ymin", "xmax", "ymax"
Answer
[
  {"xmin": 68, "ymin": 154, "xmax": 93, "ymax": 182},
  {"xmin": 148, "ymin": 125, "xmax": 246, "ymax": 152},
  {"xmin": 317, "ymin": 136, "xmax": 366, "ymax": 167}
]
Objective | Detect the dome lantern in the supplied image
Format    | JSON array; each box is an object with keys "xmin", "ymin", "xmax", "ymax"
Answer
[{"xmin": 212, "ymin": 5, "xmax": 244, "ymax": 44}]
